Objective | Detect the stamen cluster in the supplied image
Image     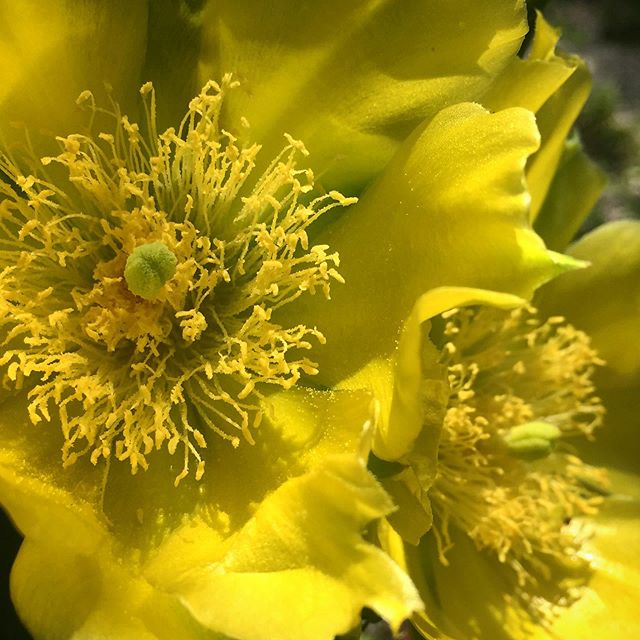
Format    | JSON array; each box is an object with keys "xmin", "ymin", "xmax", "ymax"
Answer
[
  {"xmin": 430, "ymin": 305, "xmax": 607, "ymax": 622},
  {"xmin": 0, "ymin": 76, "xmax": 354, "ymax": 483}
]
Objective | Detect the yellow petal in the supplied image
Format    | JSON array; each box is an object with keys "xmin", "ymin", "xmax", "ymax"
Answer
[
  {"xmin": 381, "ymin": 471, "xmax": 434, "ymax": 546},
  {"xmin": 480, "ymin": 12, "xmax": 597, "ymax": 225},
  {"xmin": 164, "ymin": 457, "xmax": 422, "ymax": 640},
  {"xmin": 198, "ymin": 0, "xmax": 528, "ymax": 193},
  {"xmin": 538, "ymin": 220, "xmax": 640, "ymax": 387},
  {"xmin": 0, "ymin": 378, "xmax": 386, "ymax": 638},
  {"xmin": 374, "ymin": 287, "xmax": 525, "ymax": 462},
  {"xmin": 142, "ymin": 1, "xmax": 206, "ymax": 128},
  {"xmin": 533, "ymin": 137, "xmax": 607, "ymax": 251},
  {"xmin": 0, "ymin": 1, "xmax": 147, "ymax": 141},
  {"xmin": 0, "ymin": 463, "xmax": 218, "ymax": 640},
  {"xmin": 337, "ymin": 288, "xmax": 524, "ymax": 547},
  {"xmin": 533, "ymin": 493, "xmax": 640, "ymax": 640},
  {"xmin": 383, "ymin": 523, "xmax": 532, "ymax": 640},
  {"xmin": 523, "ymin": 14, "xmax": 593, "ymax": 222},
  {"xmin": 289, "ymin": 102, "xmax": 578, "ymax": 386}
]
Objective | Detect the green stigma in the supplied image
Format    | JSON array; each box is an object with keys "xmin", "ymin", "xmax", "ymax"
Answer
[
  {"xmin": 124, "ymin": 242, "xmax": 177, "ymax": 300},
  {"xmin": 503, "ymin": 421, "xmax": 562, "ymax": 460}
]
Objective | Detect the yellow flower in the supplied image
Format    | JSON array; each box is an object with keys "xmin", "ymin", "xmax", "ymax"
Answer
[
  {"xmin": 0, "ymin": 75, "xmax": 418, "ymax": 640},
  {"xmin": 534, "ymin": 219, "xmax": 640, "ymax": 639},
  {"xmin": 354, "ymin": 13, "xmax": 638, "ymax": 640},
  {"xmin": 0, "ymin": 3, "xmax": 590, "ymax": 639}
]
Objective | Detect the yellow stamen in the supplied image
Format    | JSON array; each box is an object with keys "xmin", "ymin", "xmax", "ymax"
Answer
[
  {"xmin": 0, "ymin": 76, "xmax": 355, "ymax": 484},
  {"xmin": 429, "ymin": 305, "xmax": 607, "ymax": 623}
]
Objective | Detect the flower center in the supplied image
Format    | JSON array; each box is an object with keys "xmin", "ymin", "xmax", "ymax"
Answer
[
  {"xmin": 124, "ymin": 241, "xmax": 177, "ymax": 300},
  {"xmin": 430, "ymin": 305, "xmax": 607, "ymax": 621},
  {"xmin": 0, "ymin": 76, "xmax": 355, "ymax": 484}
]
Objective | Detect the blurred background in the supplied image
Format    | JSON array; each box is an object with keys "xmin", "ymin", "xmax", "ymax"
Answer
[{"xmin": 1, "ymin": 1, "xmax": 639, "ymax": 638}]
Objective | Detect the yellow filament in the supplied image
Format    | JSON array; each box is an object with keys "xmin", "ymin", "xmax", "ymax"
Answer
[
  {"xmin": 429, "ymin": 305, "xmax": 607, "ymax": 623},
  {"xmin": 0, "ymin": 76, "xmax": 355, "ymax": 483}
]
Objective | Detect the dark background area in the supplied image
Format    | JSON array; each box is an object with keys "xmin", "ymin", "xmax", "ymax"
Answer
[{"xmin": 2, "ymin": 1, "xmax": 639, "ymax": 638}]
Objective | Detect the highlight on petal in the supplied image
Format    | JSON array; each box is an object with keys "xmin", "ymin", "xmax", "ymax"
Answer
[
  {"xmin": 160, "ymin": 457, "xmax": 422, "ymax": 640},
  {"xmin": 0, "ymin": 1, "xmax": 147, "ymax": 140},
  {"xmin": 287, "ymin": 102, "xmax": 578, "ymax": 386},
  {"xmin": 198, "ymin": 0, "xmax": 529, "ymax": 193}
]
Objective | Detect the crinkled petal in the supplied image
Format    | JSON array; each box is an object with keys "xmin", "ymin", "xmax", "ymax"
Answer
[
  {"xmin": 162, "ymin": 456, "xmax": 422, "ymax": 640},
  {"xmin": 480, "ymin": 12, "xmax": 598, "ymax": 224},
  {"xmin": 288, "ymin": 102, "xmax": 581, "ymax": 386},
  {"xmin": 0, "ymin": 1, "xmax": 148, "ymax": 141},
  {"xmin": 481, "ymin": 25, "xmax": 575, "ymax": 115},
  {"xmin": 0, "ymin": 463, "xmax": 220, "ymax": 640},
  {"xmin": 1, "ymin": 381, "xmax": 388, "ymax": 639},
  {"xmin": 198, "ymin": 0, "xmax": 528, "ymax": 193},
  {"xmin": 521, "ymin": 14, "xmax": 593, "ymax": 222},
  {"xmin": 136, "ymin": 387, "xmax": 377, "ymax": 576}
]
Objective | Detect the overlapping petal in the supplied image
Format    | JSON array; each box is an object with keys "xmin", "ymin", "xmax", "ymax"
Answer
[
  {"xmin": 523, "ymin": 16, "xmax": 593, "ymax": 223},
  {"xmin": 0, "ymin": 384, "xmax": 418, "ymax": 639},
  {"xmin": 539, "ymin": 220, "xmax": 640, "ymax": 387},
  {"xmin": 534, "ymin": 220, "xmax": 640, "ymax": 638},
  {"xmin": 355, "ymin": 288, "xmax": 526, "ymax": 546},
  {"xmin": 482, "ymin": 12, "xmax": 595, "ymax": 224},
  {"xmin": 159, "ymin": 457, "xmax": 420, "ymax": 640},
  {"xmin": 198, "ymin": 0, "xmax": 529, "ymax": 193},
  {"xmin": 0, "ymin": 4, "xmax": 625, "ymax": 640},
  {"xmin": 494, "ymin": 13, "xmax": 595, "ymax": 223},
  {"xmin": 4, "ymin": 480, "xmax": 218, "ymax": 640},
  {"xmin": 286, "ymin": 102, "xmax": 578, "ymax": 386},
  {"xmin": 533, "ymin": 137, "xmax": 606, "ymax": 251}
]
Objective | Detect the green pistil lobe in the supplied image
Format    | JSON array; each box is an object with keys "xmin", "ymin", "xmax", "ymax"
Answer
[
  {"xmin": 503, "ymin": 421, "xmax": 561, "ymax": 460},
  {"xmin": 124, "ymin": 242, "xmax": 177, "ymax": 300}
]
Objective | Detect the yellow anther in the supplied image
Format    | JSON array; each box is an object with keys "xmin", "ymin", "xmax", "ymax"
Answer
[
  {"xmin": 0, "ymin": 77, "xmax": 355, "ymax": 484},
  {"xmin": 428, "ymin": 304, "xmax": 606, "ymax": 621}
]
